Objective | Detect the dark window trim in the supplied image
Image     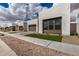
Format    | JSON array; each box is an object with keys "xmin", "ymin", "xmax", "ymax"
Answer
[{"xmin": 43, "ymin": 16, "xmax": 62, "ymax": 21}]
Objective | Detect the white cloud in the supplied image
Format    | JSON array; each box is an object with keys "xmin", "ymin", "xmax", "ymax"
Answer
[{"xmin": 0, "ymin": 3, "xmax": 54, "ymax": 27}]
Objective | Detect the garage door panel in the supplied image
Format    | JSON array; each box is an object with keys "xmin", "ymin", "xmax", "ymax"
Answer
[
  {"xmin": 70, "ymin": 23, "xmax": 76, "ymax": 33},
  {"xmin": 29, "ymin": 25, "xmax": 36, "ymax": 32}
]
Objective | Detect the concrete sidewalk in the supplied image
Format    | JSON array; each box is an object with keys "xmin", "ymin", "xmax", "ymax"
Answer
[
  {"xmin": 0, "ymin": 39, "xmax": 17, "ymax": 56},
  {"xmin": 1, "ymin": 31, "xmax": 79, "ymax": 55}
]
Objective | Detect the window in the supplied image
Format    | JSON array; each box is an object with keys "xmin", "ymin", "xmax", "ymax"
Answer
[
  {"xmin": 49, "ymin": 20, "xmax": 54, "ymax": 29},
  {"xmin": 43, "ymin": 21, "xmax": 48, "ymax": 30},
  {"xmin": 43, "ymin": 17, "xmax": 62, "ymax": 31},
  {"xmin": 55, "ymin": 19, "xmax": 61, "ymax": 30}
]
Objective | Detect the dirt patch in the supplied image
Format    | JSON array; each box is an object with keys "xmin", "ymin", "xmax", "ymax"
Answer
[{"xmin": 0, "ymin": 36, "xmax": 71, "ymax": 56}]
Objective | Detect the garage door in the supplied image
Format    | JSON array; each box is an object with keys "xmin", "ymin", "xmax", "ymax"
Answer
[
  {"xmin": 70, "ymin": 23, "xmax": 76, "ymax": 34},
  {"xmin": 29, "ymin": 24, "xmax": 36, "ymax": 32}
]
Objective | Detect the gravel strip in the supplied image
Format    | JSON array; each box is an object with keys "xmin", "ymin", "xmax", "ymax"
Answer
[{"xmin": 0, "ymin": 36, "xmax": 71, "ymax": 56}]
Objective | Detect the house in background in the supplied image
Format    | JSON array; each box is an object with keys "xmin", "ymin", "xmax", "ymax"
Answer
[
  {"xmin": 0, "ymin": 20, "xmax": 24, "ymax": 32},
  {"xmin": 70, "ymin": 3, "xmax": 79, "ymax": 35},
  {"xmin": 1, "ymin": 3, "xmax": 77, "ymax": 36},
  {"xmin": 11, "ymin": 20, "xmax": 24, "ymax": 32},
  {"xmin": 24, "ymin": 3, "xmax": 79, "ymax": 36},
  {"xmin": 25, "ymin": 3, "xmax": 70, "ymax": 36}
]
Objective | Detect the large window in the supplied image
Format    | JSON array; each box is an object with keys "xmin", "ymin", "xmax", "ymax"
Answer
[
  {"xmin": 55, "ymin": 19, "xmax": 61, "ymax": 30},
  {"xmin": 43, "ymin": 20, "xmax": 48, "ymax": 30},
  {"xmin": 49, "ymin": 20, "xmax": 54, "ymax": 29},
  {"xmin": 43, "ymin": 17, "xmax": 61, "ymax": 30}
]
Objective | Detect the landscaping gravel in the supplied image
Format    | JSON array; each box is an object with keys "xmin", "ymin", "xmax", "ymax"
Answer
[{"xmin": 0, "ymin": 36, "xmax": 71, "ymax": 56}]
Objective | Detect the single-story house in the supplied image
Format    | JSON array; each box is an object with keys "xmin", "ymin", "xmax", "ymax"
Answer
[{"xmin": 24, "ymin": 3, "xmax": 79, "ymax": 36}]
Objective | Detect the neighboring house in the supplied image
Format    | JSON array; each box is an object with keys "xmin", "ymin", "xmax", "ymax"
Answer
[
  {"xmin": 24, "ymin": 3, "xmax": 79, "ymax": 36},
  {"xmin": 70, "ymin": 3, "xmax": 79, "ymax": 35},
  {"xmin": 7, "ymin": 21, "xmax": 24, "ymax": 32},
  {"xmin": 14, "ymin": 21, "xmax": 24, "ymax": 31}
]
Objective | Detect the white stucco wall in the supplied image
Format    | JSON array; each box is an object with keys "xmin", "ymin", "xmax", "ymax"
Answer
[{"xmin": 39, "ymin": 3, "xmax": 70, "ymax": 36}]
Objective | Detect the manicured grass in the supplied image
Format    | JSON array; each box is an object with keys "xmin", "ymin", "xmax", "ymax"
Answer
[{"xmin": 25, "ymin": 33, "xmax": 62, "ymax": 42}]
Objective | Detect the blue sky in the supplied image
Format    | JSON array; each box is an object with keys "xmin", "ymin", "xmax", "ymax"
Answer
[
  {"xmin": 40, "ymin": 3, "xmax": 53, "ymax": 8},
  {"xmin": 0, "ymin": 3, "xmax": 53, "ymax": 27},
  {"xmin": 0, "ymin": 3, "xmax": 53, "ymax": 8},
  {"xmin": 0, "ymin": 3, "xmax": 9, "ymax": 8}
]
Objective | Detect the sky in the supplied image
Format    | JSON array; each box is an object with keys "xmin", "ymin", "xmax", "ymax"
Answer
[
  {"xmin": 0, "ymin": 3, "xmax": 53, "ymax": 8},
  {"xmin": 40, "ymin": 3, "xmax": 53, "ymax": 8},
  {"xmin": 0, "ymin": 3, "xmax": 9, "ymax": 8},
  {"xmin": 0, "ymin": 3, "xmax": 54, "ymax": 27}
]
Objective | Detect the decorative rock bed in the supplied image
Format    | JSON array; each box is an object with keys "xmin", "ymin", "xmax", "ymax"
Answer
[{"xmin": 0, "ymin": 36, "xmax": 71, "ymax": 56}]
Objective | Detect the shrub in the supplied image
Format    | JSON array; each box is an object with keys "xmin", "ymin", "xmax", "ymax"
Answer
[{"xmin": 25, "ymin": 33, "xmax": 62, "ymax": 42}]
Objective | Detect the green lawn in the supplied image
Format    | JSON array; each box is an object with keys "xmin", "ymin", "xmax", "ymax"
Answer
[{"xmin": 25, "ymin": 33, "xmax": 62, "ymax": 42}]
